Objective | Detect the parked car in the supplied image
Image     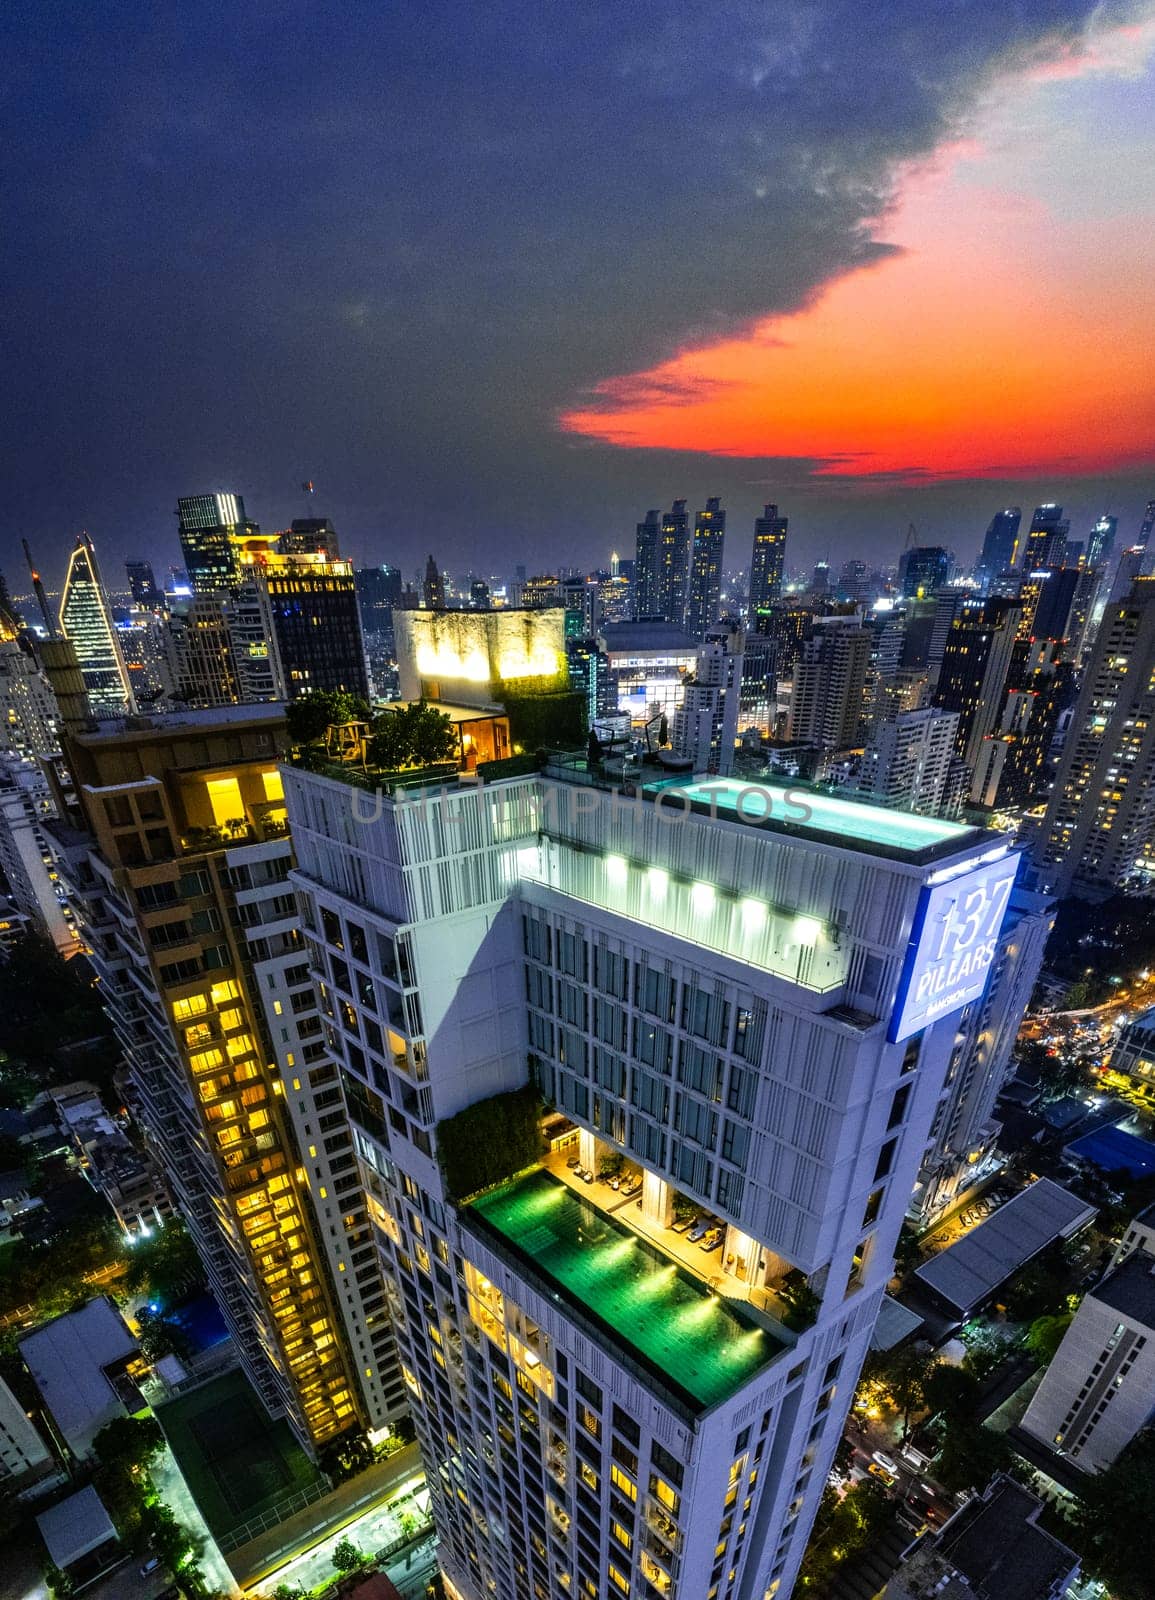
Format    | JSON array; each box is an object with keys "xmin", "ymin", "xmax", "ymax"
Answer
[
  {"xmin": 871, "ymin": 1451, "xmax": 899, "ymax": 1475},
  {"xmin": 687, "ymin": 1215, "xmax": 713, "ymax": 1243},
  {"xmin": 700, "ymin": 1228, "xmax": 723, "ymax": 1251},
  {"xmin": 671, "ymin": 1213, "xmax": 694, "ymax": 1233},
  {"xmin": 867, "ymin": 1462, "xmax": 896, "ymax": 1486},
  {"xmin": 139, "ymin": 1557, "xmax": 161, "ymax": 1576}
]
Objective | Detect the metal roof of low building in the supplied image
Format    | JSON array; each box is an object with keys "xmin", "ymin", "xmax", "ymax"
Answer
[
  {"xmin": 913, "ymin": 1178, "xmax": 1096, "ymax": 1316},
  {"xmin": 19, "ymin": 1298, "xmax": 138, "ymax": 1454},
  {"xmin": 36, "ymin": 1485, "xmax": 118, "ymax": 1569}
]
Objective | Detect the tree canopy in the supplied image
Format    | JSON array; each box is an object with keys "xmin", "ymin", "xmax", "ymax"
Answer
[{"xmin": 1073, "ymin": 1428, "xmax": 1155, "ymax": 1600}]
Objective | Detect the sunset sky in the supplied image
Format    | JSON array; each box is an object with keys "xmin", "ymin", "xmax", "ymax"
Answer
[
  {"xmin": 3, "ymin": 1, "xmax": 1153, "ymax": 580},
  {"xmin": 562, "ymin": 16, "xmax": 1155, "ymax": 484}
]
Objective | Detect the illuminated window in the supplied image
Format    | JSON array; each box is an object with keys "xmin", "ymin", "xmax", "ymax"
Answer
[
  {"xmin": 611, "ymin": 1464, "xmax": 637, "ymax": 1502},
  {"xmin": 172, "ymin": 993, "xmax": 209, "ymax": 1021},
  {"xmin": 211, "ymin": 979, "xmax": 241, "ymax": 1005},
  {"xmin": 608, "ymin": 1565, "xmax": 630, "ymax": 1595}
]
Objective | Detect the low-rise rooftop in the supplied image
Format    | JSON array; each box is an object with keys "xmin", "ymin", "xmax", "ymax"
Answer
[{"xmin": 914, "ymin": 1178, "xmax": 1096, "ymax": 1318}]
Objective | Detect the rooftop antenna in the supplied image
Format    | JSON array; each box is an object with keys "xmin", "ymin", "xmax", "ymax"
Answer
[{"xmin": 22, "ymin": 538, "xmax": 57, "ymax": 637}]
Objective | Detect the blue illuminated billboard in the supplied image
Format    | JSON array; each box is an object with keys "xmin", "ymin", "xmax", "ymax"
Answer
[{"xmin": 889, "ymin": 852, "xmax": 1021, "ymax": 1043}]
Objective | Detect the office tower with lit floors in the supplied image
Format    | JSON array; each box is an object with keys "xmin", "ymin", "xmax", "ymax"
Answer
[
  {"xmin": 59, "ymin": 532, "xmax": 136, "ymax": 716},
  {"xmin": 748, "ymin": 505, "xmax": 788, "ymax": 621},
  {"xmin": 283, "ymin": 749, "xmax": 1023, "ymax": 1600},
  {"xmin": 177, "ymin": 492, "xmax": 261, "ymax": 594},
  {"xmin": 685, "ymin": 498, "xmax": 725, "ymax": 640},
  {"xmin": 43, "ymin": 701, "xmax": 402, "ymax": 1451}
]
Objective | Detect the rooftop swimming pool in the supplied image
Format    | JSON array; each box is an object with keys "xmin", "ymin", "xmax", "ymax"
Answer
[
  {"xmin": 467, "ymin": 1169, "xmax": 782, "ymax": 1415},
  {"xmin": 655, "ymin": 776, "xmax": 975, "ymax": 859}
]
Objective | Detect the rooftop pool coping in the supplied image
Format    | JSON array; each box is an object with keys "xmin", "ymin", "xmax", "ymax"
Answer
[
  {"xmin": 649, "ymin": 777, "xmax": 978, "ymax": 864},
  {"xmin": 462, "ymin": 1168, "xmax": 783, "ymax": 1422}
]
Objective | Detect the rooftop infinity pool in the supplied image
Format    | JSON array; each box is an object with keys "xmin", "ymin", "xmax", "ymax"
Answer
[{"xmin": 467, "ymin": 1168, "xmax": 782, "ymax": 1415}]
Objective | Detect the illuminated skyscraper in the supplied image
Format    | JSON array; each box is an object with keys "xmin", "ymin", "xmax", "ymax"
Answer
[
  {"xmin": 1037, "ymin": 578, "xmax": 1155, "ymax": 894},
  {"xmin": 1138, "ymin": 498, "xmax": 1155, "ymax": 549},
  {"xmin": 44, "ymin": 702, "xmax": 403, "ymax": 1450},
  {"xmin": 898, "ymin": 546, "xmax": 950, "ymax": 599},
  {"xmin": 1020, "ymin": 504, "xmax": 1068, "ymax": 571},
  {"xmin": 282, "ymin": 751, "xmax": 1022, "ymax": 1600},
  {"xmin": 59, "ymin": 533, "xmax": 136, "ymax": 716},
  {"xmin": 685, "ymin": 497, "xmax": 725, "ymax": 639},
  {"xmin": 633, "ymin": 509, "xmax": 662, "ymax": 618},
  {"xmin": 125, "ymin": 558, "xmax": 163, "ymax": 609},
  {"xmin": 974, "ymin": 507, "xmax": 1021, "ymax": 589},
  {"xmin": 789, "ymin": 616, "xmax": 871, "ymax": 752},
  {"xmin": 176, "ymin": 492, "xmax": 260, "ymax": 594},
  {"xmin": 748, "ymin": 503, "xmax": 788, "ymax": 619},
  {"xmin": 932, "ymin": 598, "xmax": 1022, "ymax": 771},
  {"xmin": 636, "ymin": 498, "xmax": 691, "ymax": 627},
  {"xmin": 1085, "ymin": 515, "xmax": 1117, "ymax": 571}
]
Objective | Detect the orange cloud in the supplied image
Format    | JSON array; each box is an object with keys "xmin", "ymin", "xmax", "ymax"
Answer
[{"xmin": 560, "ymin": 29, "xmax": 1155, "ymax": 482}]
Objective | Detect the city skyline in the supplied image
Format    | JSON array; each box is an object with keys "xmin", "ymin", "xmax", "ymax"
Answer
[{"xmin": 3, "ymin": 3, "xmax": 1154, "ymax": 582}]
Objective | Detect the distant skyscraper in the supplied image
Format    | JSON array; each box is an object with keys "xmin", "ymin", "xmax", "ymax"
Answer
[
  {"xmin": 1020, "ymin": 503, "xmax": 1069, "ymax": 570},
  {"xmin": 424, "ymin": 554, "xmax": 446, "ymax": 611},
  {"xmin": 633, "ymin": 509, "xmax": 662, "ymax": 618},
  {"xmin": 125, "ymin": 558, "xmax": 162, "ymax": 609},
  {"xmin": 685, "ymin": 497, "xmax": 725, "ymax": 639},
  {"xmin": 933, "ymin": 598, "xmax": 1021, "ymax": 771},
  {"xmin": 244, "ymin": 547, "xmax": 369, "ymax": 701},
  {"xmin": 748, "ymin": 503, "xmax": 787, "ymax": 620},
  {"xmin": 671, "ymin": 618, "xmax": 743, "ymax": 773},
  {"xmin": 1038, "ymin": 578, "xmax": 1155, "ymax": 893},
  {"xmin": 355, "ymin": 564, "xmax": 404, "ymax": 632},
  {"xmin": 975, "ymin": 507, "xmax": 1022, "ymax": 588},
  {"xmin": 811, "ymin": 559, "xmax": 830, "ymax": 597},
  {"xmin": 59, "ymin": 533, "xmax": 136, "ymax": 716},
  {"xmin": 566, "ymin": 636, "xmax": 616, "ymax": 724},
  {"xmin": 1086, "ymin": 514, "xmax": 1117, "ymax": 571},
  {"xmin": 858, "ymin": 706, "xmax": 962, "ymax": 816},
  {"xmin": 278, "ymin": 517, "xmax": 340, "ymax": 557},
  {"xmin": 655, "ymin": 498, "xmax": 692, "ymax": 627},
  {"xmin": 469, "ymin": 579, "xmax": 491, "ymax": 609},
  {"xmin": 1138, "ymin": 498, "xmax": 1155, "ymax": 549},
  {"xmin": 176, "ymin": 492, "xmax": 259, "ymax": 594},
  {"xmin": 836, "ymin": 558, "xmax": 869, "ymax": 602},
  {"xmin": 789, "ymin": 616, "xmax": 871, "ymax": 751},
  {"xmin": 898, "ymin": 546, "xmax": 950, "ymax": 599}
]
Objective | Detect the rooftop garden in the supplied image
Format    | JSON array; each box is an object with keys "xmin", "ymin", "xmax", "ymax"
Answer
[{"xmin": 286, "ymin": 688, "xmax": 586, "ymax": 791}]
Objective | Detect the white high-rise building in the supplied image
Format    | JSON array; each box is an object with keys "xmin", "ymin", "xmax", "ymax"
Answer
[
  {"xmin": 0, "ymin": 616, "xmax": 58, "ymax": 759},
  {"xmin": 284, "ymin": 756, "xmax": 1022, "ymax": 1600},
  {"xmin": 0, "ymin": 754, "xmax": 80, "ymax": 955},
  {"xmin": 0, "ymin": 1374, "xmax": 53, "ymax": 1487},
  {"xmin": 858, "ymin": 707, "xmax": 961, "ymax": 817},
  {"xmin": 671, "ymin": 620, "xmax": 744, "ymax": 776},
  {"xmin": 1020, "ymin": 1234, "xmax": 1155, "ymax": 1472}
]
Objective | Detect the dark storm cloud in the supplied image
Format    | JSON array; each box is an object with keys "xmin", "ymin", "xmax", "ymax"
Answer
[{"xmin": 0, "ymin": 0, "xmax": 1142, "ymax": 579}]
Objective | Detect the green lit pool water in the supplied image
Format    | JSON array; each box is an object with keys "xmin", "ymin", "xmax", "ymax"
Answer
[
  {"xmin": 660, "ymin": 776, "xmax": 973, "ymax": 856},
  {"xmin": 468, "ymin": 1169, "xmax": 781, "ymax": 1413}
]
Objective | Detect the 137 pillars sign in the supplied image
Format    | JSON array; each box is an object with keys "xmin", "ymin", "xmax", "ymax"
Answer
[{"xmin": 889, "ymin": 852, "xmax": 1021, "ymax": 1042}]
